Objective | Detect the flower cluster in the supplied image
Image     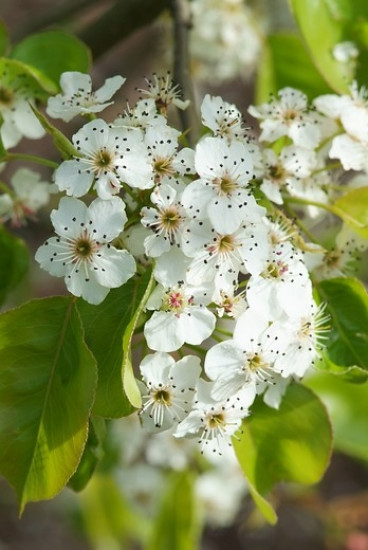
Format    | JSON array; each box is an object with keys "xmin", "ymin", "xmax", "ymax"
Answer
[{"xmin": 2, "ymin": 71, "xmax": 367, "ymax": 456}]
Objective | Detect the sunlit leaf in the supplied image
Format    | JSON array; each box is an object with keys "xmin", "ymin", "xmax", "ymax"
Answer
[
  {"xmin": 0, "ymin": 297, "xmax": 97, "ymax": 513},
  {"xmin": 10, "ymin": 30, "xmax": 91, "ymax": 87},
  {"xmin": 233, "ymin": 384, "xmax": 332, "ymax": 522},
  {"xmin": 147, "ymin": 471, "xmax": 200, "ymax": 550},
  {"xmin": 333, "ymin": 187, "xmax": 368, "ymax": 239},
  {"xmin": 79, "ymin": 473, "xmax": 150, "ymax": 548},
  {"xmin": 306, "ymin": 370, "xmax": 368, "ymax": 462},
  {"xmin": 318, "ymin": 277, "xmax": 368, "ymax": 369},
  {"xmin": 77, "ymin": 271, "xmax": 153, "ymax": 418},
  {"xmin": 0, "ymin": 56, "xmax": 57, "ymax": 99},
  {"xmin": 256, "ymin": 33, "xmax": 331, "ymax": 103},
  {"xmin": 0, "ymin": 226, "xmax": 28, "ymax": 306},
  {"xmin": 289, "ymin": 0, "xmax": 358, "ymax": 92},
  {"xmin": 122, "ymin": 270, "xmax": 155, "ymax": 409},
  {"xmin": 68, "ymin": 417, "xmax": 106, "ymax": 492}
]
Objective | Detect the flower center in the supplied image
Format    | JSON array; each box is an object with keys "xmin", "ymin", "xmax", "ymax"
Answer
[
  {"xmin": 269, "ymin": 163, "xmax": 286, "ymax": 181},
  {"xmin": 159, "ymin": 206, "xmax": 183, "ymax": 232},
  {"xmin": 151, "ymin": 388, "xmax": 172, "ymax": 406},
  {"xmin": 218, "ymin": 234, "xmax": 237, "ymax": 253},
  {"xmin": 94, "ymin": 149, "xmax": 114, "ymax": 171},
  {"xmin": 262, "ymin": 259, "xmax": 288, "ymax": 280},
  {"xmin": 0, "ymin": 87, "xmax": 14, "ymax": 107},
  {"xmin": 153, "ymin": 157, "xmax": 174, "ymax": 180},
  {"xmin": 283, "ymin": 108, "xmax": 298, "ymax": 122},
  {"xmin": 206, "ymin": 412, "xmax": 225, "ymax": 429},
  {"xmin": 213, "ymin": 174, "xmax": 237, "ymax": 196}
]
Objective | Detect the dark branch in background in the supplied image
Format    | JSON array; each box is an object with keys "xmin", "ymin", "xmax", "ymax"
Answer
[
  {"xmin": 11, "ymin": 0, "xmax": 103, "ymax": 41},
  {"xmin": 78, "ymin": 0, "xmax": 169, "ymax": 59},
  {"xmin": 12, "ymin": 0, "xmax": 169, "ymax": 61},
  {"xmin": 170, "ymin": 0, "xmax": 200, "ymax": 146}
]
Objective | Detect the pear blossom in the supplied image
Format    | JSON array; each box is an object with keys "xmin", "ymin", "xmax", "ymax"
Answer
[
  {"xmin": 140, "ymin": 180, "xmax": 187, "ymax": 257},
  {"xmin": 114, "ymin": 98, "xmax": 166, "ymax": 130},
  {"xmin": 272, "ymin": 302, "xmax": 330, "ymax": 378},
  {"xmin": 0, "ymin": 62, "xmax": 45, "ymax": 148},
  {"xmin": 144, "ymin": 280, "xmax": 216, "ymax": 352},
  {"xmin": 138, "ymin": 73, "xmax": 190, "ymax": 113},
  {"xmin": 205, "ymin": 308, "xmax": 280, "ymax": 401},
  {"xmin": 145, "ymin": 124, "xmax": 194, "ymax": 184},
  {"xmin": 139, "ymin": 352, "xmax": 201, "ymax": 431},
  {"xmin": 0, "ymin": 168, "xmax": 53, "ymax": 226},
  {"xmin": 174, "ymin": 380, "xmax": 250, "ymax": 454},
  {"xmin": 246, "ymin": 243, "xmax": 312, "ymax": 317},
  {"xmin": 248, "ymin": 87, "xmax": 322, "ymax": 149},
  {"xmin": 35, "ymin": 196, "xmax": 136, "ymax": 304},
  {"xmin": 181, "ymin": 136, "xmax": 264, "ymax": 234},
  {"xmin": 46, "ymin": 71, "xmax": 126, "ymax": 122},
  {"xmin": 201, "ymin": 94, "xmax": 246, "ymax": 141},
  {"xmin": 54, "ymin": 118, "xmax": 153, "ymax": 199}
]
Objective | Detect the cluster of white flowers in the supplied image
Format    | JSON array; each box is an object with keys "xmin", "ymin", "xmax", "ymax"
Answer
[
  {"xmin": 189, "ymin": 0, "xmax": 266, "ymax": 82},
  {"xmin": 2, "ymin": 71, "xmax": 367, "ymax": 456}
]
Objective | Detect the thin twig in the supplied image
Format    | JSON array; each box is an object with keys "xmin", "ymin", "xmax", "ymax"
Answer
[{"xmin": 170, "ymin": 0, "xmax": 200, "ymax": 146}]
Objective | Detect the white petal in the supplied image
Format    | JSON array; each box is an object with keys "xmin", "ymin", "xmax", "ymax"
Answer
[
  {"xmin": 92, "ymin": 247, "xmax": 136, "ymax": 288},
  {"xmin": 88, "ymin": 197, "xmax": 127, "ymax": 240}
]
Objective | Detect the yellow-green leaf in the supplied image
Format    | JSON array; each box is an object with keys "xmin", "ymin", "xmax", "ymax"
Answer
[
  {"xmin": 0, "ymin": 297, "xmax": 97, "ymax": 513},
  {"xmin": 233, "ymin": 384, "xmax": 332, "ymax": 522}
]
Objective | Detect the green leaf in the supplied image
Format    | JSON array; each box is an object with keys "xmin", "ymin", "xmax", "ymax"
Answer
[
  {"xmin": 0, "ymin": 21, "xmax": 9, "ymax": 56},
  {"xmin": 30, "ymin": 105, "xmax": 79, "ymax": 159},
  {"xmin": 0, "ymin": 226, "xmax": 29, "ymax": 305},
  {"xmin": 0, "ymin": 297, "xmax": 97, "ymax": 513},
  {"xmin": 233, "ymin": 384, "xmax": 332, "ymax": 523},
  {"xmin": 79, "ymin": 473, "xmax": 151, "ymax": 547},
  {"xmin": 318, "ymin": 277, "xmax": 368, "ymax": 369},
  {"xmin": 77, "ymin": 272, "xmax": 153, "ymax": 418},
  {"xmin": 122, "ymin": 270, "xmax": 155, "ymax": 409},
  {"xmin": 0, "ymin": 56, "xmax": 57, "ymax": 100},
  {"xmin": 316, "ymin": 353, "xmax": 368, "ymax": 383},
  {"xmin": 146, "ymin": 471, "xmax": 200, "ymax": 550},
  {"xmin": 306, "ymin": 370, "xmax": 368, "ymax": 462},
  {"xmin": 256, "ymin": 33, "xmax": 332, "ymax": 103},
  {"xmin": 289, "ymin": 0, "xmax": 353, "ymax": 92},
  {"xmin": 68, "ymin": 417, "xmax": 106, "ymax": 492},
  {"xmin": 10, "ymin": 30, "xmax": 91, "ymax": 87},
  {"xmin": 333, "ymin": 187, "xmax": 368, "ymax": 239}
]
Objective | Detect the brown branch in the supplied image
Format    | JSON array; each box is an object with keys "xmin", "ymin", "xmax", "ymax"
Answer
[
  {"xmin": 170, "ymin": 0, "xmax": 199, "ymax": 146},
  {"xmin": 78, "ymin": 0, "xmax": 170, "ymax": 59}
]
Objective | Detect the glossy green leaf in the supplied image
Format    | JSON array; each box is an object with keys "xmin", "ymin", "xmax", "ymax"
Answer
[
  {"xmin": 10, "ymin": 30, "xmax": 91, "ymax": 87},
  {"xmin": 0, "ymin": 57, "xmax": 57, "ymax": 100},
  {"xmin": 318, "ymin": 277, "xmax": 368, "ymax": 369},
  {"xmin": 333, "ymin": 187, "xmax": 368, "ymax": 239},
  {"xmin": 147, "ymin": 471, "xmax": 200, "ymax": 550},
  {"xmin": 77, "ymin": 271, "xmax": 153, "ymax": 418},
  {"xmin": 0, "ymin": 226, "xmax": 29, "ymax": 305},
  {"xmin": 122, "ymin": 270, "xmax": 155, "ymax": 409},
  {"xmin": 256, "ymin": 33, "xmax": 332, "ymax": 103},
  {"xmin": 0, "ymin": 297, "xmax": 97, "ymax": 513},
  {"xmin": 68, "ymin": 417, "xmax": 106, "ymax": 492},
  {"xmin": 233, "ymin": 384, "xmax": 332, "ymax": 522},
  {"xmin": 289, "ymin": 0, "xmax": 353, "ymax": 92},
  {"xmin": 306, "ymin": 370, "xmax": 368, "ymax": 461},
  {"xmin": 0, "ymin": 21, "xmax": 9, "ymax": 56},
  {"xmin": 316, "ymin": 353, "xmax": 368, "ymax": 383},
  {"xmin": 30, "ymin": 105, "xmax": 79, "ymax": 160}
]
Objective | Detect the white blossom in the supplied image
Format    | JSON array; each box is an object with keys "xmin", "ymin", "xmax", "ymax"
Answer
[{"xmin": 35, "ymin": 196, "xmax": 136, "ymax": 304}]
